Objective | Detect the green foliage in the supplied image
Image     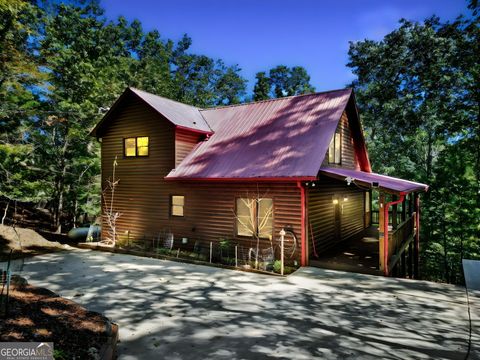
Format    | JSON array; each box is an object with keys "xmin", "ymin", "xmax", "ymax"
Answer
[
  {"xmin": 0, "ymin": 0, "xmax": 248, "ymax": 231},
  {"xmin": 348, "ymin": 8, "xmax": 480, "ymax": 283},
  {"xmin": 253, "ymin": 72, "xmax": 271, "ymax": 101},
  {"xmin": 269, "ymin": 65, "xmax": 315, "ymax": 97},
  {"xmin": 253, "ymin": 66, "xmax": 315, "ymax": 99}
]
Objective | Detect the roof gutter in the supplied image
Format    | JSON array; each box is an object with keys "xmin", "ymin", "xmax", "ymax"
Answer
[
  {"xmin": 383, "ymin": 192, "xmax": 406, "ymax": 276},
  {"xmin": 164, "ymin": 176, "xmax": 317, "ymax": 182}
]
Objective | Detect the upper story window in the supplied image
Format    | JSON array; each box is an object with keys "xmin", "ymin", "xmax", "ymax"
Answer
[
  {"xmin": 124, "ymin": 136, "xmax": 149, "ymax": 157},
  {"xmin": 328, "ymin": 132, "xmax": 341, "ymax": 164},
  {"xmin": 236, "ymin": 198, "xmax": 273, "ymax": 239},
  {"xmin": 171, "ymin": 195, "xmax": 185, "ymax": 217}
]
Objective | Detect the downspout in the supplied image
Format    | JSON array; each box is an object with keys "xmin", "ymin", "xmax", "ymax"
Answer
[
  {"xmin": 383, "ymin": 193, "xmax": 405, "ymax": 276},
  {"xmin": 297, "ymin": 181, "xmax": 307, "ymax": 266},
  {"xmin": 414, "ymin": 193, "xmax": 420, "ymax": 278}
]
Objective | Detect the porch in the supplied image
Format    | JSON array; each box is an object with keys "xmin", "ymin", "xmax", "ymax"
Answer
[
  {"xmin": 308, "ymin": 167, "xmax": 427, "ymax": 278},
  {"xmin": 310, "ymin": 212, "xmax": 417, "ymax": 277},
  {"xmin": 310, "ymin": 226, "xmax": 381, "ymax": 276}
]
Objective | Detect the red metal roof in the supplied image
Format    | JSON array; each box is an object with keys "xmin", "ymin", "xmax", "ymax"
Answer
[
  {"xmin": 319, "ymin": 167, "xmax": 428, "ymax": 194},
  {"xmin": 166, "ymin": 89, "xmax": 353, "ymax": 180},
  {"xmin": 90, "ymin": 88, "xmax": 212, "ymax": 137},
  {"xmin": 129, "ymin": 88, "xmax": 212, "ymax": 133}
]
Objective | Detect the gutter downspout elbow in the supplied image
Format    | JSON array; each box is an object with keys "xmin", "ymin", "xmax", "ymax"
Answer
[
  {"xmin": 383, "ymin": 193, "xmax": 405, "ymax": 276},
  {"xmin": 297, "ymin": 181, "xmax": 307, "ymax": 267}
]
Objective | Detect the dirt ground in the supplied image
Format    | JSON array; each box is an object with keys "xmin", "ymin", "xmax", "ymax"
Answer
[
  {"xmin": 0, "ymin": 276, "xmax": 113, "ymax": 359},
  {"xmin": 0, "ymin": 225, "xmax": 69, "ymax": 261}
]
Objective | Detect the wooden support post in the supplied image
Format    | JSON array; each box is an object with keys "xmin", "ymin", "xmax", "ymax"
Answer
[
  {"xmin": 280, "ymin": 229, "xmax": 285, "ymax": 276},
  {"xmin": 209, "ymin": 242, "xmax": 212, "ymax": 263},
  {"xmin": 401, "ymin": 249, "xmax": 406, "ymax": 278},
  {"xmin": 401, "ymin": 196, "xmax": 407, "ymax": 222},
  {"xmin": 392, "ymin": 195, "xmax": 398, "ymax": 230},
  {"xmin": 408, "ymin": 194, "xmax": 413, "ymax": 216},
  {"xmin": 235, "ymin": 245, "xmax": 238, "ymax": 267},
  {"xmin": 414, "ymin": 193, "xmax": 420, "ymax": 279},
  {"xmin": 378, "ymin": 193, "xmax": 385, "ymax": 273},
  {"xmin": 408, "ymin": 241, "xmax": 413, "ymax": 278}
]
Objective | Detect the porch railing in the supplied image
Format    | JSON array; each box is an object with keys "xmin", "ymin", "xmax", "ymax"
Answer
[
  {"xmin": 371, "ymin": 210, "xmax": 402, "ymax": 226},
  {"xmin": 388, "ymin": 213, "xmax": 415, "ymax": 272}
]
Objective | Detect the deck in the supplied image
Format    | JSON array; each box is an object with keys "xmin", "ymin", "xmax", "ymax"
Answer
[{"xmin": 310, "ymin": 226, "xmax": 381, "ymax": 275}]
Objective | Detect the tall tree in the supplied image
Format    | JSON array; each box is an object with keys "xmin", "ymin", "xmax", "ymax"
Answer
[
  {"xmin": 253, "ymin": 72, "xmax": 271, "ymax": 101},
  {"xmin": 0, "ymin": 0, "xmax": 44, "ymax": 210},
  {"xmin": 267, "ymin": 65, "xmax": 315, "ymax": 98},
  {"xmin": 269, "ymin": 65, "xmax": 290, "ymax": 98},
  {"xmin": 348, "ymin": 11, "xmax": 480, "ymax": 283}
]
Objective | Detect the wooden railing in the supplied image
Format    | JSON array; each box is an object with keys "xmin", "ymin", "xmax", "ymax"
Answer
[
  {"xmin": 371, "ymin": 210, "xmax": 402, "ymax": 226},
  {"xmin": 388, "ymin": 213, "xmax": 415, "ymax": 272}
]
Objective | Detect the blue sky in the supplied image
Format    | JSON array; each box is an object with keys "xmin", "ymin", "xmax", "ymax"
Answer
[{"xmin": 100, "ymin": 0, "xmax": 467, "ymax": 93}]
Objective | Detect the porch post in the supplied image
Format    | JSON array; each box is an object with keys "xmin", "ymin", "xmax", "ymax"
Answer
[
  {"xmin": 408, "ymin": 241, "xmax": 413, "ymax": 278},
  {"xmin": 378, "ymin": 193, "xmax": 385, "ymax": 273},
  {"xmin": 414, "ymin": 192, "xmax": 420, "ymax": 279},
  {"xmin": 392, "ymin": 195, "xmax": 398, "ymax": 230},
  {"xmin": 401, "ymin": 249, "xmax": 406, "ymax": 277},
  {"xmin": 401, "ymin": 196, "xmax": 407, "ymax": 222}
]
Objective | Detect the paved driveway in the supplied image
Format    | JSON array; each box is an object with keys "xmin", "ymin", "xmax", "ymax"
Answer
[{"xmin": 6, "ymin": 249, "xmax": 473, "ymax": 359}]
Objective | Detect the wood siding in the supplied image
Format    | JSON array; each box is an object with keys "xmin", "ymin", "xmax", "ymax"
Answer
[
  {"xmin": 100, "ymin": 96, "xmax": 302, "ymax": 262},
  {"xmin": 175, "ymin": 129, "xmax": 202, "ymax": 167},
  {"xmin": 322, "ymin": 111, "xmax": 358, "ymax": 169},
  {"xmin": 308, "ymin": 177, "xmax": 366, "ymax": 255}
]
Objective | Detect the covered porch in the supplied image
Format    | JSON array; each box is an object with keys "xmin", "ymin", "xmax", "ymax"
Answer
[{"xmin": 308, "ymin": 167, "xmax": 428, "ymax": 278}]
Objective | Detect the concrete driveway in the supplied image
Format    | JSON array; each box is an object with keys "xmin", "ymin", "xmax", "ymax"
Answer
[{"xmin": 6, "ymin": 249, "xmax": 474, "ymax": 359}]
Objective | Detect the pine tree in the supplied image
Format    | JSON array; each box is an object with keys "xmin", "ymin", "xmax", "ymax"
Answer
[{"xmin": 253, "ymin": 72, "xmax": 271, "ymax": 101}]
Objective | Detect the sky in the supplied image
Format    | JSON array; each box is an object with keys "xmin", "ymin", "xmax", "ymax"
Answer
[{"xmin": 100, "ymin": 0, "xmax": 468, "ymax": 94}]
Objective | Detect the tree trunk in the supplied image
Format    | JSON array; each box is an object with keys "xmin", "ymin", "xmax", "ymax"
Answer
[{"xmin": 1, "ymin": 200, "xmax": 10, "ymax": 225}]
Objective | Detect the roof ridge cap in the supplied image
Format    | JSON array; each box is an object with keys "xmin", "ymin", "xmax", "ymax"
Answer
[{"xmin": 200, "ymin": 88, "xmax": 352, "ymax": 112}]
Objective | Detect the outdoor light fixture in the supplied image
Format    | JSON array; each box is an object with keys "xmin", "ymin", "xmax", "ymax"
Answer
[
  {"xmin": 343, "ymin": 196, "xmax": 349, "ymax": 202},
  {"xmin": 332, "ymin": 199, "xmax": 339, "ymax": 205}
]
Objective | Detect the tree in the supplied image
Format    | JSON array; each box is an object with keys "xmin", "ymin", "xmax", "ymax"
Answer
[
  {"xmin": 214, "ymin": 63, "xmax": 247, "ymax": 105},
  {"xmin": 269, "ymin": 65, "xmax": 290, "ymax": 97},
  {"xmin": 265, "ymin": 65, "xmax": 315, "ymax": 98},
  {"xmin": 253, "ymin": 72, "xmax": 271, "ymax": 101},
  {"xmin": 347, "ymin": 10, "xmax": 480, "ymax": 283}
]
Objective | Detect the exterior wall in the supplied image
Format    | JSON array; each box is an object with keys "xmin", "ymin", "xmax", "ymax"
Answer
[
  {"xmin": 162, "ymin": 181, "xmax": 302, "ymax": 261},
  {"xmin": 322, "ymin": 111, "xmax": 358, "ymax": 170},
  {"xmin": 100, "ymin": 96, "xmax": 302, "ymax": 262},
  {"xmin": 308, "ymin": 177, "xmax": 366, "ymax": 255},
  {"xmin": 100, "ymin": 94, "xmax": 175, "ymax": 241},
  {"xmin": 175, "ymin": 129, "xmax": 202, "ymax": 167}
]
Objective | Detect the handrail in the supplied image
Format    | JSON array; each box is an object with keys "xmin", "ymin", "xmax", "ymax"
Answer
[
  {"xmin": 391, "ymin": 213, "xmax": 415, "ymax": 236},
  {"xmin": 387, "ymin": 213, "xmax": 415, "ymax": 274}
]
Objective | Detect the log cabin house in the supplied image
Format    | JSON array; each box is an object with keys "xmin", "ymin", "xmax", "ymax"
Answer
[{"xmin": 91, "ymin": 87, "xmax": 428, "ymax": 277}]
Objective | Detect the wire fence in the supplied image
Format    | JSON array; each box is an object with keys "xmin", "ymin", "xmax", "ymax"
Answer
[{"xmin": 107, "ymin": 231, "xmax": 299, "ymax": 274}]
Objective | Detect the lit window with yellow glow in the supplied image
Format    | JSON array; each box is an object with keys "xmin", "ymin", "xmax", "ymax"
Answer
[
  {"xmin": 328, "ymin": 132, "xmax": 341, "ymax": 164},
  {"xmin": 124, "ymin": 136, "xmax": 149, "ymax": 157},
  {"xmin": 171, "ymin": 195, "xmax": 184, "ymax": 217}
]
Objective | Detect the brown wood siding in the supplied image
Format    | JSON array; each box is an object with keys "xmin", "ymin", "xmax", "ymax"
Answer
[
  {"xmin": 100, "ymin": 96, "xmax": 303, "ymax": 262},
  {"xmin": 307, "ymin": 177, "xmax": 366, "ymax": 255},
  {"xmin": 175, "ymin": 129, "xmax": 202, "ymax": 167},
  {"xmin": 100, "ymin": 94, "xmax": 175, "ymax": 244},
  {"xmin": 322, "ymin": 111, "xmax": 358, "ymax": 169}
]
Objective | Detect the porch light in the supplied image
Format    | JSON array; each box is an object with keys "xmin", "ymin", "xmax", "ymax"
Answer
[
  {"xmin": 343, "ymin": 196, "xmax": 348, "ymax": 202},
  {"xmin": 332, "ymin": 199, "xmax": 339, "ymax": 205}
]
